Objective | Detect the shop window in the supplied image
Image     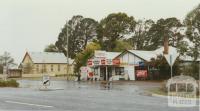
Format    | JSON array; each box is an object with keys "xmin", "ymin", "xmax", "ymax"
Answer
[{"xmin": 115, "ymin": 67, "xmax": 124, "ymax": 75}]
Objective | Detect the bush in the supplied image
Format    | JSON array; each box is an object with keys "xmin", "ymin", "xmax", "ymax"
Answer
[{"xmin": 0, "ymin": 79, "xmax": 19, "ymax": 87}]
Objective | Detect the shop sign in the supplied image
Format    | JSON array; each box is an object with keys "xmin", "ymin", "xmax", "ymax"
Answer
[
  {"xmin": 93, "ymin": 58, "xmax": 101, "ymax": 65},
  {"xmin": 87, "ymin": 59, "xmax": 93, "ymax": 66},
  {"xmin": 113, "ymin": 59, "xmax": 120, "ymax": 65},
  {"xmin": 136, "ymin": 70, "xmax": 148, "ymax": 78},
  {"xmin": 106, "ymin": 59, "xmax": 112, "ymax": 65},
  {"xmin": 101, "ymin": 59, "xmax": 106, "ymax": 65}
]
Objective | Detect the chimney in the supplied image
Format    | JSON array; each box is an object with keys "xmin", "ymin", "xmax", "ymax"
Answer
[{"xmin": 163, "ymin": 36, "xmax": 169, "ymax": 54}]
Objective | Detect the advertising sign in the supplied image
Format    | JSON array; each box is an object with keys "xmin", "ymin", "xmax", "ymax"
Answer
[
  {"xmin": 113, "ymin": 59, "xmax": 120, "ymax": 65},
  {"xmin": 136, "ymin": 70, "xmax": 148, "ymax": 78},
  {"xmin": 87, "ymin": 58, "xmax": 120, "ymax": 66},
  {"xmin": 87, "ymin": 59, "xmax": 93, "ymax": 66}
]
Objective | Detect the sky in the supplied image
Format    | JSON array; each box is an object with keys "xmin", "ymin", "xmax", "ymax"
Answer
[{"xmin": 0, "ymin": 0, "xmax": 199, "ymax": 64}]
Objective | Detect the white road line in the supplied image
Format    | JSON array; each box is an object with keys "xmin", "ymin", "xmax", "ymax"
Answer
[{"xmin": 5, "ymin": 101, "xmax": 54, "ymax": 108}]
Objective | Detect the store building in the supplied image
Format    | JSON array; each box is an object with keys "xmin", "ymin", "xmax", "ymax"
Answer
[{"xmin": 87, "ymin": 46, "xmax": 179, "ymax": 81}]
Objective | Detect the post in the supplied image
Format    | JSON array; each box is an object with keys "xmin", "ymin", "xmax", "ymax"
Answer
[
  {"xmin": 170, "ymin": 65, "xmax": 172, "ymax": 78},
  {"xmin": 66, "ymin": 21, "xmax": 69, "ymax": 80},
  {"xmin": 170, "ymin": 55, "xmax": 173, "ymax": 78},
  {"xmin": 199, "ymin": 61, "xmax": 200, "ymax": 80}
]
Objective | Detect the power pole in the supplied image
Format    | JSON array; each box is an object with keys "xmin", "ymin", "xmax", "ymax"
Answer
[{"xmin": 66, "ymin": 21, "xmax": 69, "ymax": 80}]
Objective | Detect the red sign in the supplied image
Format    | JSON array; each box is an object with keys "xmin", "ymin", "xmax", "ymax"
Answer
[
  {"xmin": 88, "ymin": 72, "xmax": 94, "ymax": 78},
  {"xmin": 87, "ymin": 59, "xmax": 93, "ymax": 66},
  {"xmin": 113, "ymin": 59, "xmax": 120, "ymax": 65},
  {"xmin": 87, "ymin": 58, "xmax": 121, "ymax": 66},
  {"xmin": 101, "ymin": 59, "xmax": 106, "ymax": 65},
  {"xmin": 136, "ymin": 70, "xmax": 148, "ymax": 78}
]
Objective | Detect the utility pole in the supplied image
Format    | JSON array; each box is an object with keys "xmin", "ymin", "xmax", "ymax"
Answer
[{"xmin": 66, "ymin": 21, "xmax": 69, "ymax": 80}]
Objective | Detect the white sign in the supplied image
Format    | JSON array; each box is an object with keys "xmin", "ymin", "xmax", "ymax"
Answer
[
  {"xmin": 42, "ymin": 74, "xmax": 50, "ymax": 86},
  {"xmin": 164, "ymin": 54, "xmax": 178, "ymax": 66}
]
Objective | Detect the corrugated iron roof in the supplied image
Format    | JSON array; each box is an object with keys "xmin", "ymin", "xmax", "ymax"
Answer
[
  {"xmin": 128, "ymin": 46, "xmax": 179, "ymax": 62},
  {"xmin": 28, "ymin": 52, "xmax": 74, "ymax": 64}
]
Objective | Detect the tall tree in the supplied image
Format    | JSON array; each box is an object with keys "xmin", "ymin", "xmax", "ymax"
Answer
[
  {"xmin": 77, "ymin": 18, "xmax": 98, "ymax": 49},
  {"xmin": 55, "ymin": 15, "xmax": 84, "ymax": 58},
  {"xmin": 55, "ymin": 15, "xmax": 98, "ymax": 58},
  {"xmin": 44, "ymin": 44, "xmax": 59, "ymax": 52},
  {"xmin": 0, "ymin": 52, "xmax": 16, "ymax": 73},
  {"xmin": 129, "ymin": 19, "xmax": 154, "ymax": 50},
  {"xmin": 97, "ymin": 12, "xmax": 136, "ymax": 51},
  {"xmin": 146, "ymin": 17, "xmax": 183, "ymax": 50},
  {"xmin": 185, "ymin": 4, "xmax": 200, "ymax": 60}
]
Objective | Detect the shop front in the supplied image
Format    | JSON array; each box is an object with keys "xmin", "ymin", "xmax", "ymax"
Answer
[{"xmin": 87, "ymin": 57, "xmax": 121, "ymax": 81}]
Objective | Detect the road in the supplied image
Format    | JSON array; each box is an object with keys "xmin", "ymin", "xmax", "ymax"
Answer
[{"xmin": 0, "ymin": 80, "xmax": 198, "ymax": 111}]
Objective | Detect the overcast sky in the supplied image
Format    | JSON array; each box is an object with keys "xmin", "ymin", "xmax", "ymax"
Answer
[{"xmin": 0, "ymin": 0, "xmax": 199, "ymax": 64}]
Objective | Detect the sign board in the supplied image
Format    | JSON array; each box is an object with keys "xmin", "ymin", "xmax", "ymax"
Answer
[
  {"xmin": 87, "ymin": 59, "xmax": 93, "ymax": 66},
  {"xmin": 42, "ymin": 74, "xmax": 50, "ymax": 86},
  {"xmin": 87, "ymin": 58, "xmax": 120, "ymax": 66},
  {"xmin": 164, "ymin": 54, "xmax": 178, "ymax": 66},
  {"xmin": 136, "ymin": 70, "xmax": 148, "ymax": 78},
  {"xmin": 113, "ymin": 59, "xmax": 120, "ymax": 65},
  {"xmin": 80, "ymin": 67, "xmax": 91, "ymax": 80}
]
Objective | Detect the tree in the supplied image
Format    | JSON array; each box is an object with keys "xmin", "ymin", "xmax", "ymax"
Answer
[
  {"xmin": 74, "ymin": 42, "xmax": 101, "ymax": 73},
  {"xmin": 185, "ymin": 4, "xmax": 200, "ymax": 60},
  {"xmin": 56, "ymin": 15, "xmax": 83, "ymax": 58},
  {"xmin": 97, "ymin": 12, "xmax": 136, "ymax": 51},
  {"xmin": 113, "ymin": 40, "xmax": 132, "ymax": 52},
  {"xmin": 146, "ymin": 17, "xmax": 183, "ymax": 50},
  {"xmin": 129, "ymin": 19, "xmax": 154, "ymax": 50},
  {"xmin": 44, "ymin": 44, "xmax": 59, "ymax": 52},
  {"xmin": 77, "ymin": 18, "xmax": 98, "ymax": 49},
  {"xmin": 0, "ymin": 52, "xmax": 16, "ymax": 73},
  {"xmin": 55, "ymin": 15, "xmax": 98, "ymax": 58}
]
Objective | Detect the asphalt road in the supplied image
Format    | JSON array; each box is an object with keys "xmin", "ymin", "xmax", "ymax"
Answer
[{"xmin": 0, "ymin": 80, "xmax": 198, "ymax": 111}]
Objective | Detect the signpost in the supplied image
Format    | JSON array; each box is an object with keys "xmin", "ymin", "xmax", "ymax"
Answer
[
  {"xmin": 43, "ymin": 74, "xmax": 50, "ymax": 88},
  {"xmin": 164, "ymin": 54, "xmax": 178, "ymax": 78}
]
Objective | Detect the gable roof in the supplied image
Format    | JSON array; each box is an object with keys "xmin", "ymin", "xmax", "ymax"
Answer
[
  {"xmin": 105, "ymin": 52, "xmax": 121, "ymax": 59},
  {"xmin": 22, "ymin": 52, "xmax": 73, "ymax": 64},
  {"xmin": 117, "ymin": 46, "xmax": 179, "ymax": 62}
]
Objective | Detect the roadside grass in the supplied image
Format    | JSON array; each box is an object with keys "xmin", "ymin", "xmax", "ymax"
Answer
[
  {"xmin": 148, "ymin": 88, "xmax": 167, "ymax": 96},
  {"xmin": 147, "ymin": 88, "xmax": 199, "ymax": 98},
  {"xmin": 0, "ymin": 79, "xmax": 19, "ymax": 87}
]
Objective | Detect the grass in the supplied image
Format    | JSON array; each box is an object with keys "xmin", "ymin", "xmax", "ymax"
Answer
[
  {"xmin": 147, "ymin": 88, "xmax": 199, "ymax": 98},
  {"xmin": 148, "ymin": 88, "xmax": 168, "ymax": 96},
  {"xmin": 0, "ymin": 79, "xmax": 19, "ymax": 87}
]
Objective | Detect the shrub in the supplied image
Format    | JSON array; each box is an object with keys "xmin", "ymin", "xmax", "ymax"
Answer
[{"xmin": 0, "ymin": 79, "xmax": 19, "ymax": 87}]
